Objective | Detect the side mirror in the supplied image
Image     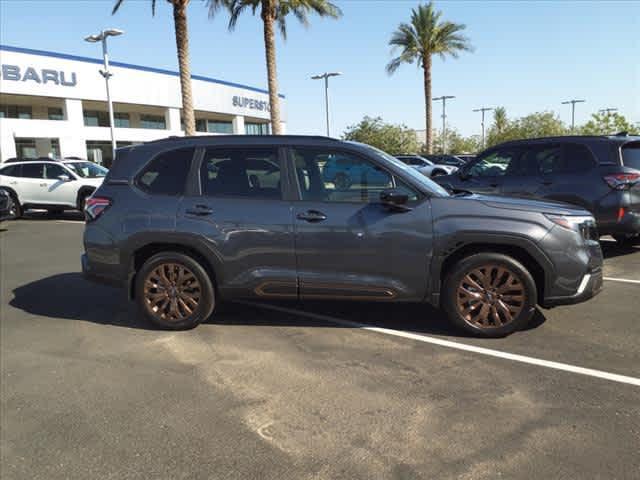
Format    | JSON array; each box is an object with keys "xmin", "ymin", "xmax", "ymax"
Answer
[
  {"xmin": 58, "ymin": 174, "xmax": 71, "ymax": 182},
  {"xmin": 380, "ymin": 189, "xmax": 411, "ymax": 212}
]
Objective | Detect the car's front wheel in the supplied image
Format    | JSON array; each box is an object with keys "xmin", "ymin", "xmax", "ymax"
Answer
[
  {"xmin": 442, "ymin": 253, "xmax": 537, "ymax": 337},
  {"xmin": 135, "ymin": 252, "xmax": 215, "ymax": 330}
]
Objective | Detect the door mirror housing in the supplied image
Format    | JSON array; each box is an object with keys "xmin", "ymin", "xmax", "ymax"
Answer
[
  {"xmin": 57, "ymin": 174, "xmax": 71, "ymax": 182},
  {"xmin": 380, "ymin": 189, "xmax": 411, "ymax": 212}
]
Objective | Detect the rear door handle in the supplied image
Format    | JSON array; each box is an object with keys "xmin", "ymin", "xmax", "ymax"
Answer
[
  {"xmin": 296, "ymin": 210, "xmax": 327, "ymax": 222},
  {"xmin": 186, "ymin": 205, "xmax": 213, "ymax": 216},
  {"xmin": 540, "ymin": 180, "xmax": 553, "ymax": 186}
]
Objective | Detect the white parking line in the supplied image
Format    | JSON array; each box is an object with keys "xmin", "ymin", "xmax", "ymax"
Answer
[
  {"xmin": 240, "ymin": 301, "xmax": 640, "ymax": 388},
  {"xmin": 604, "ymin": 277, "xmax": 640, "ymax": 285},
  {"xmin": 54, "ymin": 220, "xmax": 84, "ymax": 224}
]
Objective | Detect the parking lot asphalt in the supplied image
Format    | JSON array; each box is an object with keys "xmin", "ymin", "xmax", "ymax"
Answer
[{"xmin": 1, "ymin": 215, "xmax": 639, "ymax": 480}]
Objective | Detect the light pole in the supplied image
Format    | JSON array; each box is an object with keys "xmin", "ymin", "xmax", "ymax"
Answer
[
  {"xmin": 599, "ymin": 107, "xmax": 618, "ymax": 115},
  {"xmin": 561, "ymin": 99, "xmax": 585, "ymax": 133},
  {"xmin": 85, "ymin": 29, "xmax": 124, "ymax": 160},
  {"xmin": 473, "ymin": 107, "xmax": 493, "ymax": 149},
  {"xmin": 311, "ymin": 72, "xmax": 342, "ymax": 137},
  {"xmin": 433, "ymin": 95, "xmax": 455, "ymax": 153}
]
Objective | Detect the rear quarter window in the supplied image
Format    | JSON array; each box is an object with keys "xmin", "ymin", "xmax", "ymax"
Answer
[
  {"xmin": 136, "ymin": 147, "xmax": 195, "ymax": 196},
  {"xmin": 621, "ymin": 143, "xmax": 640, "ymax": 170},
  {"xmin": 0, "ymin": 165, "xmax": 21, "ymax": 177}
]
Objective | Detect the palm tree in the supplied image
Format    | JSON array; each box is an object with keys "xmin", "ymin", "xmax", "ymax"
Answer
[
  {"xmin": 386, "ymin": 2, "xmax": 472, "ymax": 153},
  {"xmin": 493, "ymin": 106, "xmax": 508, "ymax": 134},
  {"xmin": 212, "ymin": 0, "xmax": 341, "ymax": 135},
  {"xmin": 113, "ymin": 0, "xmax": 225, "ymax": 135}
]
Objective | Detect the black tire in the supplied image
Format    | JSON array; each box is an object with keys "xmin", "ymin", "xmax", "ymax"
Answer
[
  {"xmin": 334, "ymin": 173, "xmax": 351, "ymax": 190},
  {"xmin": 6, "ymin": 192, "xmax": 22, "ymax": 219},
  {"xmin": 135, "ymin": 252, "xmax": 215, "ymax": 330},
  {"xmin": 431, "ymin": 170, "xmax": 446, "ymax": 177},
  {"xmin": 612, "ymin": 234, "xmax": 640, "ymax": 246},
  {"xmin": 442, "ymin": 253, "xmax": 538, "ymax": 337}
]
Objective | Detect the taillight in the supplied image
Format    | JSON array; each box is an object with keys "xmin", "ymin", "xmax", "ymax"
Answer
[
  {"xmin": 603, "ymin": 173, "xmax": 640, "ymax": 190},
  {"xmin": 85, "ymin": 196, "xmax": 111, "ymax": 222}
]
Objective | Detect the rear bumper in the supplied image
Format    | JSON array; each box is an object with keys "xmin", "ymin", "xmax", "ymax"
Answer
[
  {"xmin": 81, "ymin": 253, "xmax": 123, "ymax": 288},
  {"xmin": 600, "ymin": 208, "xmax": 640, "ymax": 236},
  {"xmin": 542, "ymin": 267, "xmax": 603, "ymax": 307}
]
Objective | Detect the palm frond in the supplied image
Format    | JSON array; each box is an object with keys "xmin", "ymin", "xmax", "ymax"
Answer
[{"xmin": 111, "ymin": 0, "xmax": 125, "ymax": 15}]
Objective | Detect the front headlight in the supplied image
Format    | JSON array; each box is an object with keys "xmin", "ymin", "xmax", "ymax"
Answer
[{"xmin": 544, "ymin": 213, "xmax": 595, "ymax": 231}]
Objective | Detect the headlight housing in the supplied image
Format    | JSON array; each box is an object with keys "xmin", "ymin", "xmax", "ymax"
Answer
[{"xmin": 544, "ymin": 213, "xmax": 595, "ymax": 231}]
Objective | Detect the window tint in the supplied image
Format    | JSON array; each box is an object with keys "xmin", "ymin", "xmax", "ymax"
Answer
[
  {"xmin": 21, "ymin": 163, "xmax": 45, "ymax": 179},
  {"xmin": 200, "ymin": 148, "xmax": 281, "ymax": 199},
  {"xmin": 44, "ymin": 163, "xmax": 69, "ymax": 179},
  {"xmin": 621, "ymin": 143, "xmax": 640, "ymax": 170},
  {"xmin": 293, "ymin": 148, "xmax": 405, "ymax": 203},
  {"xmin": 533, "ymin": 144, "xmax": 594, "ymax": 175},
  {"xmin": 137, "ymin": 148, "xmax": 194, "ymax": 195},
  {"xmin": 0, "ymin": 165, "xmax": 21, "ymax": 177},
  {"xmin": 468, "ymin": 149, "xmax": 521, "ymax": 177}
]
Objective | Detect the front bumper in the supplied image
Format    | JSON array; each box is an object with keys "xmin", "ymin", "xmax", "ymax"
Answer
[{"xmin": 541, "ymin": 267, "xmax": 603, "ymax": 307}]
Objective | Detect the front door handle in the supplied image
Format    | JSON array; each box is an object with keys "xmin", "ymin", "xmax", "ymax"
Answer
[
  {"xmin": 489, "ymin": 183, "xmax": 499, "ymax": 188},
  {"xmin": 541, "ymin": 180, "xmax": 553, "ymax": 186},
  {"xmin": 40, "ymin": 183, "xmax": 48, "ymax": 187},
  {"xmin": 296, "ymin": 210, "xmax": 327, "ymax": 222},
  {"xmin": 186, "ymin": 205, "xmax": 213, "ymax": 216}
]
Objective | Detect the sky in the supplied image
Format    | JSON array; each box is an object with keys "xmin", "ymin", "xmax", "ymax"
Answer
[{"xmin": 1, "ymin": 0, "xmax": 638, "ymax": 138}]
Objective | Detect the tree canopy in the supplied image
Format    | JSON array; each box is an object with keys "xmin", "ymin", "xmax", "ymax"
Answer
[{"xmin": 342, "ymin": 116, "xmax": 420, "ymax": 155}]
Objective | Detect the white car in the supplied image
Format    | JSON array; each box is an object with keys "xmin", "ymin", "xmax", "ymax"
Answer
[
  {"xmin": 395, "ymin": 155, "xmax": 458, "ymax": 177},
  {"xmin": 0, "ymin": 159, "xmax": 107, "ymax": 218}
]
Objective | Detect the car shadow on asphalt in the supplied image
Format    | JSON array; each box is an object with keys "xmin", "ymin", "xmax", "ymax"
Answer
[
  {"xmin": 19, "ymin": 211, "xmax": 85, "ymax": 221},
  {"xmin": 236, "ymin": 300, "xmax": 547, "ymax": 339},
  {"xmin": 9, "ymin": 272, "xmax": 154, "ymax": 330},
  {"xmin": 9, "ymin": 272, "xmax": 546, "ymax": 338}
]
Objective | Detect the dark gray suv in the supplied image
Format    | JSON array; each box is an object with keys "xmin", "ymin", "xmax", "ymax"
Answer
[
  {"xmin": 434, "ymin": 135, "xmax": 640, "ymax": 245},
  {"xmin": 82, "ymin": 136, "xmax": 603, "ymax": 337}
]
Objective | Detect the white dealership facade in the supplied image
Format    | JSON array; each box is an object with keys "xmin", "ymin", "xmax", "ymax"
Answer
[{"xmin": 0, "ymin": 45, "xmax": 286, "ymax": 165}]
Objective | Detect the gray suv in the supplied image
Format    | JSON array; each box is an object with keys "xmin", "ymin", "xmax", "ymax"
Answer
[{"xmin": 82, "ymin": 136, "xmax": 603, "ymax": 337}]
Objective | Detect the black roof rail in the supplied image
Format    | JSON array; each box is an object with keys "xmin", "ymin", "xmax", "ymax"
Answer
[{"xmin": 615, "ymin": 131, "xmax": 628, "ymax": 136}]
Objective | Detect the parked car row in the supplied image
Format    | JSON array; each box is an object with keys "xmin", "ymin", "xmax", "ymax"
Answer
[
  {"xmin": 0, "ymin": 158, "xmax": 108, "ymax": 218},
  {"xmin": 82, "ymin": 135, "xmax": 603, "ymax": 338},
  {"xmin": 434, "ymin": 134, "xmax": 640, "ymax": 245},
  {"xmin": 395, "ymin": 155, "xmax": 459, "ymax": 177}
]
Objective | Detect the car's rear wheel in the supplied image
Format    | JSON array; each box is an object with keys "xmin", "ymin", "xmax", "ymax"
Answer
[
  {"xmin": 135, "ymin": 252, "xmax": 215, "ymax": 330},
  {"xmin": 6, "ymin": 193, "xmax": 22, "ymax": 219},
  {"xmin": 442, "ymin": 253, "xmax": 537, "ymax": 337},
  {"xmin": 334, "ymin": 173, "xmax": 351, "ymax": 190},
  {"xmin": 613, "ymin": 234, "xmax": 640, "ymax": 246}
]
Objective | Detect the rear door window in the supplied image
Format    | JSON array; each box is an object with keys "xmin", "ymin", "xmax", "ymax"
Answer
[
  {"xmin": 200, "ymin": 148, "xmax": 282, "ymax": 199},
  {"xmin": 621, "ymin": 143, "xmax": 640, "ymax": 170},
  {"xmin": 137, "ymin": 148, "xmax": 195, "ymax": 196},
  {"xmin": 21, "ymin": 163, "xmax": 45, "ymax": 179}
]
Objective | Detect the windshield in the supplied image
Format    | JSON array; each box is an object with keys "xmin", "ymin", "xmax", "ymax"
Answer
[
  {"xmin": 351, "ymin": 143, "xmax": 450, "ymax": 197},
  {"xmin": 65, "ymin": 161, "xmax": 108, "ymax": 178}
]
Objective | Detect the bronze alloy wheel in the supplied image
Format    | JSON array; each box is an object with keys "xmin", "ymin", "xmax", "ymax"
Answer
[
  {"xmin": 143, "ymin": 263, "xmax": 202, "ymax": 323},
  {"xmin": 456, "ymin": 264, "xmax": 525, "ymax": 329}
]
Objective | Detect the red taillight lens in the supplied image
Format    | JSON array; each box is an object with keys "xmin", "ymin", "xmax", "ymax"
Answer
[
  {"xmin": 85, "ymin": 196, "xmax": 111, "ymax": 222},
  {"xmin": 603, "ymin": 173, "xmax": 640, "ymax": 190}
]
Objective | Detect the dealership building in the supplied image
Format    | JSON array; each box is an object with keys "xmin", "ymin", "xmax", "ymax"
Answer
[{"xmin": 0, "ymin": 45, "xmax": 286, "ymax": 165}]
